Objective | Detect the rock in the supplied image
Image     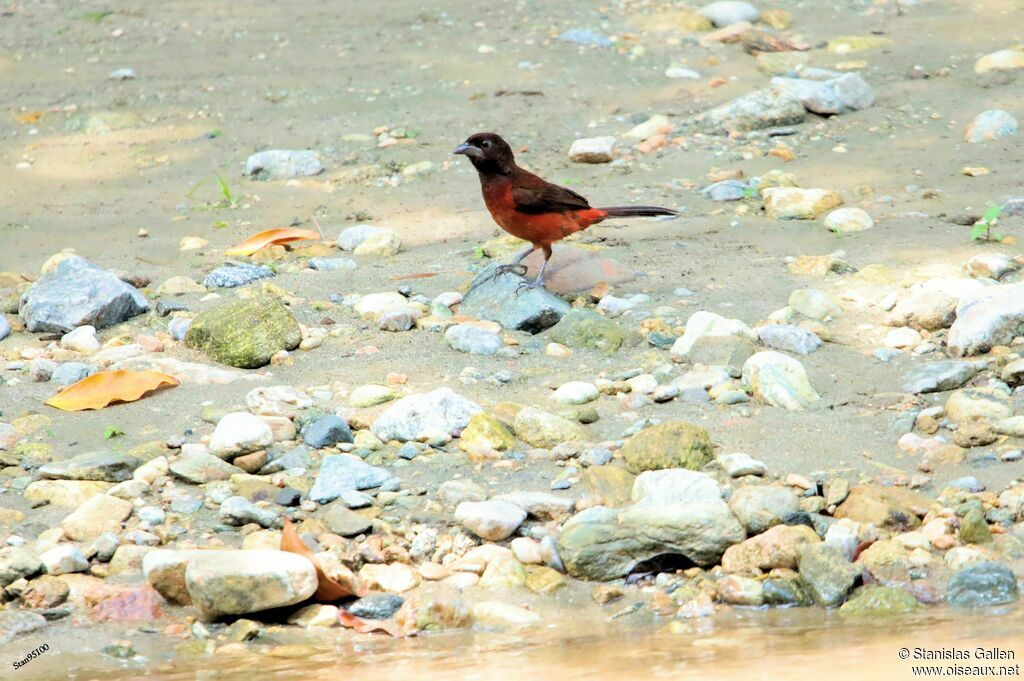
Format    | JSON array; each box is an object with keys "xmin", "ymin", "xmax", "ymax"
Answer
[
  {"xmin": 521, "ymin": 245, "xmax": 637, "ymax": 295},
  {"xmin": 772, "ymin": 74, "xmax": 875, "ymax": 115},
  {"xmin": 684, "ymin": 335, "xmax": 755, "ymax": 375},
  {"xmin": 797, "ymin": 544, "xmax": 859, "ymax": 607},
  {"xmin": 823, "ymin": 207, "xmax": 874, "ymax": 233},
  {"xmin": 308, "ymin": 454, "xmax": 394, "ymax": 503},
  {"xmin": 61, "ymin": 325, "xmax": 101, "ymax": 353},
  {"xmin": 947, "ymin": 562, "xmax": 1019, "ymax": 607},
  {"xmin": 945, "ymin": 387, "xmax": 1013, "ymax": 423},
  {"xmin": 308, "ymin": 257, "xmax": 356, "ymax": 272},
  {"xmin": 61, "ymin": 494, "xmax": 133, "ymax": 542},
  {"xmin": 994, "ymin": 416, "xmax": 1024, "ymax": 437},
  {"xmin": 246, "ymin": 386, "xmax": 314, "ymax": 417},
  {"xmin": 219, "ymin": 496, "xmax": 279, "ymax": 528},
  {"xmin": 185, "ymin": 295, "xmax": 301, "ymax": 368},
  {"xmin": 958, "ymin": 507, "xmax": 992, "ymax": 544},
  {"xmin": 171, "ymin": 449, "xmax": 245, "ymax": 484},
  {"xmin": 245, "ymin": 149, "xmax": 323, "ymax": 180},
  {"xmin": 0, "ymin": 548, "xmax": 42, "ymax": 586},
  {"xmin": 620, "ymin": 421, "xmax": 713, "ymax": 474},
  {"xmin": 549, "ymin": 309, "xmax": 624, "ymax": 354},
  {"xmin": 718, "ymin": 452, "xmax": 767, "ymax": 477},
  {"xmin": 39, "ymin": 451, "xmax": 140, "ymax": 482},
  {"xmin": 437, "ymin": 479, "xmax": 488, "ymax": 508},
  {"xmin": 349, "ymin": 384, "xmax": 399, "ymax": 408},
  {"xmin": 701, "ymin": 179, "xmax": 750, "ymax": 202},
  {"xmin": 458, "ymin": 412, "xmax": 516, "ymax": 453},
  {"xmin": 671, "ymin": 310, "xmax": 755, "ymax": 359},
  {"xmin": 568, "ymin": 137, "xmax": 616, "ymax": 163},
  {"xmin": 763, "ymin": 187, "xmax": 844, "ymax": 220},
  {"xmin": 834, "ymin": 485, "xmax": 931, "ymax": 530},
  {"xmin": 790, "ymin": 289, "xmax": 841, "ymax": 321},
  {"xmin": 722, "ymin": 524, "xmax": 820, "ymax": 574},
  {"xmin": 697, "ymin": 1, "xmax": 759, "ymax": 26},
  {"xmin": 40, "ymin": 545, "xmax": 89, "ymax": 575},
  {"xmin": 666, "ymin": 66, "xmax": 702, "ymax": 79},
  {"xmin": 903, "ymin": 362, "xmax": 978, "ymax": 394},
  {"xmin": 353, "ymin": 292, "xmax": 413, "ymax": 320},
  {"xmin": 203, "ymin": 264, "xmax": 275, "ymax": 289},
  {"xmin": 183, "ymin": 550, "xmax": 317, "ymax": 619},
  {"xmin": 454, "ymin": 500, "xmax": 527, "ymax": 541},
  {"xmin": 558, "ymin": 28, "xmax": 613, "ymax": 47},
  {"xmin": 974, "ymin": 50, "xmax": 1024, "ymax": 74},
  {"xmin": 358, "ymin": 563, "xmax": 420, "ymax": 594},
  {"xmin": 729, "ymin": 485, "xmax": 799, "ymax": 534},
  {"xmin": 757, "ymin": 324, "xmax": 822, "ymax": 355},
  {"xmin": 717, "ymin": 574, "xmax": 765, "ymax": 605},
  {"xmin": 336, "ymin": 224, "xmax": 401, "ymax": 256},
  {"xmin": 19, "ymin": 257, "xmax": 149, "ymax": 333},
  {"xmin": 472, "ymin": 601, "xmax": 542, "ymax": 628},
  {"xmin": 581, "ymin": 466, "xmax": 636, "ymax": 507},
  {"xmin": 371, "ymin": 388, "xmax": 480, "ymax": 442},
  {"xmin": 742, "ymin": 351, "xmax": 819, "ymax": 410},
  {"xmin": 0, "ymin": 611, "xmax": 47, "ymax": 645},
  {"xmin": 0, "ymin": 316, "xmax": 9, "ymax": 341},
  {"xmin": 22, "ymin": 575, "xmax": 70, "ymax": 609},
  {"xmin": 24, "ymin": 480, "xmax": 111, "ymax": 508},
  {"xmin": 631, "ymin": 469, "xmax": 722, "ymax": 505},
  {"xmin": 209, "ymin": 412, "xmax": 274, "ymax": 458},
  {"xmin": 156, "ymin": 276, "xmax": 205, "ymax": 295},
  {"xmin": 445, "ymin": 324, "xmax": 502, "ymax": 355},
  {"xmin": 460, "ymin": 263, "xmax": 570, "ymax": 332},
  {"xmin": 323, "ymin": 505, "xmax": 373, "ymax": 536},
  {"xmin": 552, "ymin": 381, "xmax": 600, "ymax": 405},
  {"xmin": 889, "ymin": 290, "xmax": 958, "ymax": 331},
  {"xmin": 678, "ymin": 86, "xmax": 805, "ymax": 135},
  {"xmin": 303, "ymin": 415, "xmax": 353, "ymax": 448},
  {"xmin": 948, "ymin": 282, "xmax": 1024, "ymax": 356},
  {"xmin": 558, "ymin": 496, "xmax": 745, "ymax": 580},
  {"xmin": 513, "ymin": 406, "xmax": 586, "ymax": 448},
  {"xmin": 965, "ymin": 110, "xmax": 1019, "ymax": 143},
  {"xmin": 839, "ymin": 585, "xmax": 920, "ymax": 616},
  {"xmin": 495, "ymin": 491, "xmax": 574, "ymax": 520},
  {"xmin": 287, "ymin": 603, "xmax": 339, "ymax": 628},
  {"xmin": 966, "ymin": 253, "xmax": 1019, "ymax": 280},
  {"xmin": 347, "ymin": 593, "xmax": 404, "ymax": 619}
]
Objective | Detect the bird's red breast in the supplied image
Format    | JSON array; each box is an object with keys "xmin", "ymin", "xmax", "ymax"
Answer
[{"xmin": 480, "ymin": 172, "xmax": 608, "ymax": 246}]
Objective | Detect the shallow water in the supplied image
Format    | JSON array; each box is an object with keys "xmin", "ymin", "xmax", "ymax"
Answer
[{"xmin": 23, "ymin": 605, "xmax": 1019, "ymax": 681}]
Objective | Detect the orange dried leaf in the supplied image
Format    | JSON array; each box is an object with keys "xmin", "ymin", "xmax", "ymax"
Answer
[
  {"xmin": 12, "ymin": 111, "xmax": 43, "ymax": 125},
  {"xmin": 224, "ymin": 228, "xmax": 320, "ymax": 256},
  {"xmin": 45, "ymin": 370, "xmax": 179, "ymax": 411},
  {"xmin": 389, "ymin": 272, "xmax": 440, "ymax": 281},
  {"xmin": 338, "ymin": 610, "xmax": 412, "ymax": 638},
  {"xmin": 281, "ymin": 518, "xmax": 362, "ymax": 601}
]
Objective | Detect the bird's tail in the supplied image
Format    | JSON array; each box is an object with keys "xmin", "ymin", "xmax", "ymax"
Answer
[{"xmin": 599, "ymin": 205, "xmax": 678, "ymax": 218}]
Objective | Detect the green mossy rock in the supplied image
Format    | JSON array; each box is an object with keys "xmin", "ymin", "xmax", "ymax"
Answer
[
  {"xmin": 549, "ymin": 309, "xmax": 624, "ymax": 354},
  {"xmin": 839, "ymin": 585, "xmax": 921, "ymax": 617},
  {"xmin": 620, "ymin": 421, "xmax": 714, "ymax": 474},
  {"xmin": 185, "ymin": 295, "xmax": 300, "ymax": 369}
]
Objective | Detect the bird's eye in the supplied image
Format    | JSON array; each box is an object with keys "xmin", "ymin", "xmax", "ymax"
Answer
[{"xmin": 481, "ymin": 140, "xmax": 491, "ymax": 149}]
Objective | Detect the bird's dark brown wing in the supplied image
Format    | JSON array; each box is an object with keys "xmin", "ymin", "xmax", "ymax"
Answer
[{"xmin": 510, "ymin": 167, "xmax": 591, "ymax": 214}]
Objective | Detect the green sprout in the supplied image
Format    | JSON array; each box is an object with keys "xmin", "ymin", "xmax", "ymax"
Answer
[
  {"xmin": 103, "ymin": 425, "xmax": 125, "ymax": 440},
  {"xmin": 970, "ymin": 204, "xmax": 1004, "ymax": 242}
]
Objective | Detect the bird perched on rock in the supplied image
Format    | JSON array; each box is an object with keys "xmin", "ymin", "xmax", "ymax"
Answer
[{"xmin": 454, "ymin": 132, "xmax": 677, "ymax": 291}]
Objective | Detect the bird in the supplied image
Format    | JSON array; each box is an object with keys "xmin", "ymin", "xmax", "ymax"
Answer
[{"xmin": 453, "ymin": 132, "xmax": 678, "ymax": 291}]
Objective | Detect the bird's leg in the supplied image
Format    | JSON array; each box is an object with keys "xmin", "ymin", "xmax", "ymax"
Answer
[
  {"xmin": 472, "ymin": 245, "xmax": 536, "ymax": 289},
  {"xmin": 515, "ymin": 245, "xmax": 552, "ymax": 294}
]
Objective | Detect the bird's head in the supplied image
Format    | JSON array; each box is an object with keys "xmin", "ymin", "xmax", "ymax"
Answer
[{"xmin": 453, "ymin": 132, "xmax": 514, "ymax": 174}]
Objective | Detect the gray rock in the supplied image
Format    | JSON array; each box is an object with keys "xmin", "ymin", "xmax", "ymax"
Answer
[
  {"xmin": 903, "ymin": 361, "xmax": 978, "ymax": 394},
  {"xmin": 771, "ymin": 74, "xmax": 875, "ymax": 115},
  {"xmin": 260, "ymin": 445, "xmax": 312, "ymax": 475},
  {"xmin": 50, "ymin": 361, "xmax": 97, "ymax": 386},
  {"xmin": 948, "ymin": 283, "xmax": 1024, "ymax": 356},
  {"xmin": 219, "ymin": 496, "xmax": 279, "ymax": 529},
  {"xmin": 965, "ymin": 110, "xmax": 1019, "ymax": 143},
  {"xmin": 308, "ymin": 257, "xmax": 356, "ymax": 272},
  {"xmin": 339, "ymin": 489, "xmax": 374, "ymax": 509},
  {"xmin": 19, "ymin": 256, "xmax": 150, "ymax": 333},
  {"xmin": 437, "ymin": 479, "xmax": 488, "ymax": 508},
  {"xmin": 947, "ymin": 562, "xmax": 1018, "ymax": 607},
  {"xmin": 0, "ymin": 611, "xmax": 47, "ymax": 645},
  {"xmin": 308, "ymin": 454, "xmax": 394, "ymax": 504},
  {"xmin": 371, "ymin": 387, "xmax": 480, "ymax": 442},
  {"xmin": 323, "ymin": 504, "xmax": 373, "ymax": 536},
  {"xmin": 445, "ymin": 324, "xmax": 502, "ymax": 355},
  {"xmin": 347, "ymin": 593, "xmax": 404, "ymax": 619},
  {"xmin": 558, "ymin": 28, "xmax": 613, "ymax": 47},
  {"xmin": 697, "ymin": 1, "xmax": 760, "ymax": 26},
  {"xmin": 797, "ymin": 544, "xmax": 860, "ymax": 607},
  {"xmin": 168, "ymin": 318, "xmax": 192, "ymax": 341},
  {"xmin": 455, "ymin": 500, "xmax": 527, "ymax": 540},
  {"xmin": 494, "ymin": 491, "xmax": 575, "ymax": 520},
  {"xmin": 169, "ymin": 452, "xmax": 244, "ymax": 484},
  {"xmin": 460, "ymin": 263, "xmax": 570, "ymax": 333},
  {"xmin": 39, "ymin": 451, "xmax": 141, "ymax": 482},
  {"xmin": 302, "ymin": 415, "xmax": 354, "ymax": 448},
  {"xmin": 179, "ymin": 550, "xmax": 317, "ymax": 619},
  {"xmin": 0, "ymin": 316, "xmax": 10, "ymax": 341},
  {"xmin": 245, "ymin": 150, "xmax": 324, "ymax": 181},
  {"xmin": 203, "ymin": 264, "xmax": 275, "ymax": 289},
  {"xmin": 757, "ymin": 325, "xmax": 822, "ymax": 355},
  {"xmin": 678, "ymin": 86, "xmax": 806, "ymax": 135},
  {"xmin": 0, "ymin": 547, "xmax": 43, "ymax": 586},
  {"xmin": 701, "ymin": 180, "xmax": 750, "ymax": 201},
  {"xmin": 719, "ymin": 452, "xmax": 767, "ymax": 477},
  {"xmin": 729, "ymin": 485, "xmax": 799, "ymax": 534},
  {"xmin": 39, "ymin": 544, "xmax": 89, "ymax": 575},
  {"xmin": 557, "ymin": 493, "xmax": 745, "ymax": 580}
]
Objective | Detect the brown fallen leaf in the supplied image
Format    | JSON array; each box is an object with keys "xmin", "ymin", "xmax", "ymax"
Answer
[
  {"xmin": 225, "ymin": 228, "xmax": 320, "ymax": 256},
  {"xmin": 338, "ymin": 609, "xmax": 415, "ymax": 638},
  {"xmin": 281, "ymin": 518, "xmax": 363, "ymax": 601},
  {"xmin": 45, "ymin": 370, "xmax": 179, "ymax": 411},
  {"xmin": 12, "ymin": 110, "xmax": 43, "ymax": 125},
  {"xmin": 389, "ymin": 272, "xmax": 441, "ymax": 280}
]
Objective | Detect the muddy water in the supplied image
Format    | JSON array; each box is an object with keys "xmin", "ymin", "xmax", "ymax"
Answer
[{"xmin": 15, "ymin": 605, "xmax": 1015, "ymax": 681}]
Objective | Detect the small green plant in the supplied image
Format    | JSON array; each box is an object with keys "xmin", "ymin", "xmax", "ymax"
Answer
[
  {"xmin": 742, "ymin": 185, "xmax": 758, "ymax": 199},
  {"xmin": 970, "ymin": 204, "xmax": 1004, "ymax": 242},
  {"xmin": 187, "ymin": 172, "xmax": 239, "ymax": 210},
  {"xmin": 80, "ymin": 10, "xmax": 113, "ymax": 23},
  {"xmin": 103, "ymin": 425, "xmax": 125, "ymax": 440}
]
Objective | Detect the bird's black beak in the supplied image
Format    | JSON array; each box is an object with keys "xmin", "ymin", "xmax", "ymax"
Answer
[{"xmin": 453, "ymin": 143, "xmax": 482, "ymax": 159}]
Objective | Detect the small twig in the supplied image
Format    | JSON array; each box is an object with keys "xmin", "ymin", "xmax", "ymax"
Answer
[{"xmin": 311, "ymin": 214, "xmax": 325, "ymax": 239}]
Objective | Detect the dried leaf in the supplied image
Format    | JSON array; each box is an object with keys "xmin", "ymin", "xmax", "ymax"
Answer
[
  {"xmin": 338, "ymin": 610, "xmax": 415, "ymax": 638},
  {"xmin": 12, "ymin": 111, "xmax": 43, "ymax": 125},
  {"xmin": 224, "ymin": 228, "xmax": 320, "ymax": 256},
  {"xmin": 45, "ymin": 370, "xmax": 179, "ymax": 411},
  {"xmin": 281, "ymin": 518, "xmax": 362, "ymax": 601},
  {"xmin": 389, "ymin": 272, "xmax": 441, "ymax": 280}
]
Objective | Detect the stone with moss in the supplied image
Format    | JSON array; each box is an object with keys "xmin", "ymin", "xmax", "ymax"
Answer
[
  {"xmin": 620, "ymin": 421, "xmax": 714, "ymax": 474},
  {"xmin": 185, "ymin": 295, "xmax": 300, "ymax": 368},
  {"xmin": 549, "ymin": 309, "xmax": 625, "ymax": 354}
]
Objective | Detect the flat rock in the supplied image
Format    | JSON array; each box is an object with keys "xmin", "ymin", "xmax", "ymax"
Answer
[
  {"xmin": 549, "ymin": 309, "xmax": 625, "ymax": 354},
  {"xmin": 39, "ymin": 451, "xmax": 141, "ymax": 482},
  {"xmin": 513, "ymin": 406, "xmax": 586, "ymax": 448},
  {"xmin": 697, "ymin": 1, "xmax": 760, "ymax": 26},
  {"xmin": 772, "ymin": 74, "xmax": 874, "ymax": 115},
  {"xmin": 308, "ymin": 454, "xmax": 394, "ymax": 504},
  {"xmin": 336, "ymin": 224, "xmax": 401, "ymax": 256},
  {"xmin": 947, "ymin": 561, "xmax": 1019, "ymax": 607},
  {"xmin": 729, "ymin": 485, "xmax": 799, "ymax": 534},
  {"xmin": 568, "ymin": 136, "xmax": 616, "ymax": 163},
  {"xmin": 61, "ymin": 494, "xmax": 133, "ymax": 542},
  {"xmin": 742, "ymin": 351, "xmax": 819, "ymax": 410},
  {"xmin": 757, "ymin": 324, "xmax": 822, "ymax": 354},
  {"xmin": 621, "ymin": 421, "xmax": 714, "ymax": 473},
  {"xmin": 677, "ymin": 86, "xmax": 805, "ymax": 135},
  {"xmin": 0, "ymin": 611, "xmax": 47, "ymax": 645},
  {"xmin": 203, "ymin": 264, "xmax": 275, "ymax": 289},
  {"xmin": 947, "ymin": 282, "xmax": 1024, "ymax": 356},
  {"xmin": 184, "ymin": 550, "xmax": 317, "ymax": 619},
  {"xmin": 454, "ymin": 500, "xmax": 527, "ymax": 540},
  {"xmin": 185, "ymin": 295, "xmax": 301, "ymax": 368},
  {"xmin": 903, "ymin": 362, "xmax": 978, "ymax": 394},
  {"xmin": 170, "ymin": 452, "xmax": 244, "ymax": 484},
  {"xmin": 371, "ymin": 387, "xmax": 480, "ymax": 442},
  {"xmin": 764, "ymin": 188, "xmax": 844, "ymax": 220},
  {"xmin": 246, "ymin": 149, "xmax": 323, "ymax": 180},
  {"xmin": 210, "ymin": 412, "xmax": 274, "ymax": 458},
  {"xmin": 671, "ymin": 310, "xmax": 755, "ymax": 359},
  {"xmin": 460, "ymin": 263, "xmax": 570, "ymax": 333}
]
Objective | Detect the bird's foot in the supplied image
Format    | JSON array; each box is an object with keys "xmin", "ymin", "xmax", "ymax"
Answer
[
  {"xmin": 472, "ymin": 263, "xmax": 528, "ymax": 290},
  {"xmin": 514, "ymin": 277, "xmax": 545, "ymax": 296}
]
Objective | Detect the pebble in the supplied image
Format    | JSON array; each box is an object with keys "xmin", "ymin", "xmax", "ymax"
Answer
[
  {"xmin": 445, "ymin": 324, "xmax": 502, "ymax": 355},
  {"xmin": 823, "ymin": 207, "xmax": 874, "ymax": 233},
  {"xmin": 552, "ymin": 381, "xmax": 599, "ymax": 405},
  {"xmin": 568, "ymin": 137, "xmax": 617, "ymax": 163},
  {"xmin": 454, "ymin": 500, "xmax": 527, "ymax": 541},
  {"xmin": 203, "ymin": 264, "xmax": 275, "ymax": 289},
  {"xmin": 308, "ymin": 257, "xmax": 356, "ymax": 272},
  {"xmin": 558, "ymin": 28, "xmax": 613, "ymax": 47},
  {"xmin": 697, "ymin": 1, "xmax": 760, "ymax": 26},
  {"xmin": 209, "ymin": 412, "xmax": 274, "ymax": 459},
  {"xmin": 965, "ymin": 110, "xmax": 1019, "ymax": 143},
  {"xmin": 39, "ymin": 545, "xmax": 89, "ymax": 575},
  {"xmin": 245, "ymin": 150, "xmax": 323, "ymax": 181},
  {"xmin": 60, "ymin": 326, "xmax": 101, "ymax": 353},
  {"xmin": 336, "ymin": 225, "xmax": 401, "ymax": 256},
  {"xmin": 757, "ymin": 324, "xmax": 822, "ymax": 355}
]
